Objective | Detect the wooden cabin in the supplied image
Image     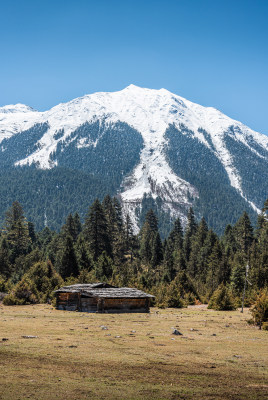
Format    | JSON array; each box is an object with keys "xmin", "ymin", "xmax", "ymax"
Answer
[{"xmin": 55, "ymin": 283, "xmax": 154, "ymax": 313}]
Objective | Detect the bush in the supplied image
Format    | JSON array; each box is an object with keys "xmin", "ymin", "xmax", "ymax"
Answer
[
  {"xmin": 152, "ymin": 281, "xmax": 184, "ymax": 309},
  {"xmin": 3, "ymin": 293, "xmax": 24, "ymax": 305},
  {"xmin": 208, "ymin": 284, "xmax": 236, "ymax": 311},
  {"xmin": 0, "ymin": 276, "xmax": 13, "ymax": 293},
  {"xmin": 3, "ymin": 261, "xmax": 63, "ymax": 305},
  {"xmin": 24, "ymin": 260, "xmax": 63, "ymax": 303},
  {"xmin": 3, "ymin": 279, "xmax": 38, "ymax": 305},
  {"xmin": 250, "ymin": 289, "xmax": 268, "ymax": 329},
  {"xmin": 263, "ymin": 322, "xmax": 268, "ymax": 331},
  {"xmin": 0, "ymin": 276, "xmax": 7, "ymax": 292},
  {"xmin": 184, "ymin": 292, "xmax": 196, "ymax": 306},
  {"xmin": 166, "ymin": 282, "xmax": 184, "ymax": 308}
]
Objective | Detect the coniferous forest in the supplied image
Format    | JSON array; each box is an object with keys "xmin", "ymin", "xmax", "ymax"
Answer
[{"xmin": 0, "ymin": 195, "xmax": 267, "ymax": 321}]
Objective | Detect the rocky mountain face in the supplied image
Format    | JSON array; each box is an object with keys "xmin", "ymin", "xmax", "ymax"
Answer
[{"xmin": 0, "ymin": 85, "xmax": 267, "ymax": 234}]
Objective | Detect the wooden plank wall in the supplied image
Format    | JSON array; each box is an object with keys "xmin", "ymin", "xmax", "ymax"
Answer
[
  {"xmin": 100, "ymin": 298, "xmax": 149, "ymax": 313},
  {"xmin": 56, "ymin": 293, "xmax": 150, "ymax": 313}
]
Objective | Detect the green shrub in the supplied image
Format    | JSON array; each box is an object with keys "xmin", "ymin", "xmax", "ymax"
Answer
[
  {"xmin": 3, "ymin": 279, "xmax": 38, "ymax": 305},
  {"xmin": 250, "ymin": 289, "xmax": 268, "ymax": 329},
  {"xmin": 184, "ymin": 292, "xmax": 196, "ymax": 306},
  {"xmin": 0, "ymin": 276, "xmax": 13, "ymax": 293},
  {"xmin": 262, "ymin": 322, "xmax": 268, "ymax": 331},
  {"xmin": 0, "ymin": 276, "xmax": 7, "ymax": 292},
  {"xmin": 3, "ymin": 293, "xmax": 24, "ymax": 305},
  {"xmin": 3, "ymin": 261, "xmax": 63, "ymax": 305},
  {"xmin": 24, "ymin": 260, "xmax": 63, "ymax": 303},
  {"xmin": 166, "ymin": 282, "xmax": 184, "ymax": 308},
  {"xmin": 152, "ymin": 281, "xmax": 184, "ymax": 309},
  {"xmin": 208, "ymin": 284, "xmax": 236, "ymax": 311}
]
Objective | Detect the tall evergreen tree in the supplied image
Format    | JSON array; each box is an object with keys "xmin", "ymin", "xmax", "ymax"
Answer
[
  {"xmin": 84, "ymin": 199, "xmax": 111, "ymax": 260},
  {"xmin": 151, "ymin": 232, "xmax": 163, "ymax": 268},
  {"xmin": 187, "ymin": 218, "xmax": 209, "ymax": 278},
  {"xmin": 62, "ymin": 214, "xmax": 76, "ymax": 241},
  {"xmin": 168, "ymin": 217, "xmax": 183, "ymax": 252},
  {"xmin": 123, "ymin": 213, "xmax": 135, "ymax": 261},
  {"xmin": 234, "ymin": 212, "xmax": 254, "ymax": 256},
  {"xmin": 95, "ymin": 251, "xmax": 113, "ymax": 279},
  {"xmin": 162, "ymin": 239, "xmax": 175, "ymax": 281},
  {"xmin": 102, "ymin": 195, "xmax": 124, "ymax": 261},
  {"xmin": 3, "ymin": 201, "xmax": 31, "ymax": 262},
  {"xmin": 0, "ymin": 238, "xmax": 11, "ymax": 278},
  {"xmin": 75, "ymin": 235, "xmax": 93, "ymax": 271},
  {"xmin": 222, "ymin": 224, "xmax": 237, "ymax": 255},
  {"xmin": 112, "ymin": 197, "xmax": 124, "ymax": 233},
  {"xmin": 183, "ymin": 207, "xmax": 197, "ymax": 261},
  {"xmin": 140, "ymin": 209, "xmax": 160, "ymax": 265},
  {"xmin": 196, "ymin": 217, "xmax": 208, "ymax": 247},
  {"xmin": 73, "ymin": 212, "xmax": 82, "ymax": 239},
  {"xmin": 56, "ymin": 235, "xmax": 79, "ymax": 279},
  {"xmin": 207, "ymin": 240, "xmax": 222, "ymax": 293},
  {"xmin": 28, "ymin": 221, "xmax": 36, "ymax": 244}
]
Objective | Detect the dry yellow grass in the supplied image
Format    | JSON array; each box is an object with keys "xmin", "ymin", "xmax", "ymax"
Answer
[{"xmin": 0, "ymin": 303, "xmax": 267, "ymax": 400}]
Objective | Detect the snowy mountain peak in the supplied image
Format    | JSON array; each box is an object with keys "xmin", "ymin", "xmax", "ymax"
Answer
[
  {"xmin": 0, "ymin": 104, "xmax": 37, "ymax": 114},
  {"xmin": 0, "ymin": 86, "xmax": 267, "ymax": 231}
]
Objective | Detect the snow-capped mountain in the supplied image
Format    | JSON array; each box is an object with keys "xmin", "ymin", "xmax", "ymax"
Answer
[{"xmin": 0, "ymin": 85, "xmax": 267, "ymax": 233}]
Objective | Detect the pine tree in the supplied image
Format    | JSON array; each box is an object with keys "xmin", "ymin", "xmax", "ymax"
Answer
[
  {"xmin": 207, "ymin": 241, "xmax": 222, "ymax": 293},
  {"xmin": 3, "ymin": 201, "xmax": 31, "ymax": 262},
  {"xmin": 183, "ymin": 207, "xmax": 197, "ymax": 261},
  {"xmin": 230, "ymin": 253, "xmax": 246, "ymax": 293},
  {"xmin": 143, "ymin": 209, "xmax": 158, "ymax": 232},
  {"xmin": 84, "ymin": 199, "xmax": 111, "ymax": 260},
  {"xmin": 252, "ymin": 208, "xmax": 268, "ymax": 288},
  {"xmin": 102, "ymin": 195, "xmax": 124, "ymax": 262},
  {"xmin": 102, "ymin": 195, "xmax": 117, "ymax": 234},
  {"xmin": 0, "ymin": 238, "xmax": 11, "ymax": 278},
  {"xmin": 140, "ymin": 209, "xmax": 159, "ymax": 265},
  {"xmin": 37, "ymin": 227, "xmax": 55, "ymax": 251},
  {"xmin": 151, "ymin": 232, "xmax": 163, "ymax": 268},
  {"xmin": 196, "ymin": 217, "xmax": 208, "ymax": 247},
  {"xmin": 163, "ymin": 239, "xmax": 175, "ymax": 281},
  {"xmin": 234, "ymin": 212, "xmax": 254, "ymax": 257},
  {"xmin": 62, "ymin": 214, "xmax": 76, "ymax": 241},
  {"xmin": 73, "ymin": 212, "xmax": 82, "ymax": 239},
  {"xmin": 56, "ymin": 235, "xmax": 79, "ymax": 279},
  {"xmin": 112, "ymin": 197, "xmax": 123, "ymax": 233},
  {"xmin": 95, "ymin": 251, "xmax": 113, "ymax": 279},
  {"xmin": 222, "ymin": 224, "xmax": 237, "ymax": 255},
  {"xmin": 168, "ymin": 217, "xmax": 183, "ymax": 252},
  {"xmin": 75, "ymin": 235, "xmax": 93, "ymax": 271},
  {"xmin": 28, "ymin": 221, "xmax": 36, "ymax": 244},
  {"xmin": 208, "ymin": 283, "xmax": 236, "ymax": 311},
  {"xmin": 123, "ymin": 214, "xmax": 135, "ymax": 261}
]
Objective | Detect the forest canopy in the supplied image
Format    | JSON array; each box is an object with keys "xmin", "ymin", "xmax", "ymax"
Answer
[{"xmin": 0, "ymin": 197, "xmax": 267, "ymax": 318}]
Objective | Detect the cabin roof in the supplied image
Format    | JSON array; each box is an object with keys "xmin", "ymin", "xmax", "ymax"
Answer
[
  {"xmin": 55, "ymin": 282, "xmax": 116, "ymax": 292},
  {"xmin": 55, "ymin": 283, "xmax": 154, "ymax": 299}
]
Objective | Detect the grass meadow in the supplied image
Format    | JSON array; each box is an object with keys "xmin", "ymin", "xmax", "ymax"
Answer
[{"xmin": 0, "ymin": 304, "xmax": 267, "ymax": 400}]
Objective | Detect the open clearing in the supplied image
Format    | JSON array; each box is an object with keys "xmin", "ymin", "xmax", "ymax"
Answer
[{"xmin": 0, "ymin": 304, "xmax": 267, "ymax": 400}]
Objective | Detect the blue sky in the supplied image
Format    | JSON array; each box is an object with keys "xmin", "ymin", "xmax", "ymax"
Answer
[{"xmin": 0, "ymin": 0, "xmax": 267, "ymax": 135}]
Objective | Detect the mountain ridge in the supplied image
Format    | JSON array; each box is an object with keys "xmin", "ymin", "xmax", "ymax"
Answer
[{"xmin": 0, "ymin": 85, "xmax": 267, "ymax": 234}]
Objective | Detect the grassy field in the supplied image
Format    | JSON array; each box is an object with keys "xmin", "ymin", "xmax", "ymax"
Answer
[{"xmin": 0, "ymin": 304, "xmax": 267, "ymax": 400}]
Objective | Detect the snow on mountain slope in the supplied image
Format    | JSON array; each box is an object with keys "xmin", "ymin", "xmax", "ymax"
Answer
[
  {"xmin": 0, "ymin": 104, "xmax": 39, "ymax": 142},
  {"xmin": 1, "ymin": 85, "xmax": 268, "ymax": 226},
  {"xmin": 0, "ymin": 104, "xmax": 36, "ymax": 114}
]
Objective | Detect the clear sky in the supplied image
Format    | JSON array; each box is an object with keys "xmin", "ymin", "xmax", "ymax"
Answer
[{"xmin": 0, "ymin": 0, "xmax": 267, "ymax": 135}]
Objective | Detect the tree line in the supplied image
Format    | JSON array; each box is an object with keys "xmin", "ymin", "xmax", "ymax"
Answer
[{"xmin": 0, "ymin": 196, "xmax": 267, "ymax": 315}]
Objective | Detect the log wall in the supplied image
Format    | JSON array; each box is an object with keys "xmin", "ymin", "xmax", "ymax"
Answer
[
  {"xmin": 56, "ymin": 292, "xmax": 79, "ymax": 311},
  {"xmin": 56, "ymin": 293, "xmax": 150, "ymax": 313},
  {"xmin": 100, "ymin": 297, "xmax": 149, "ymax": 313}
]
